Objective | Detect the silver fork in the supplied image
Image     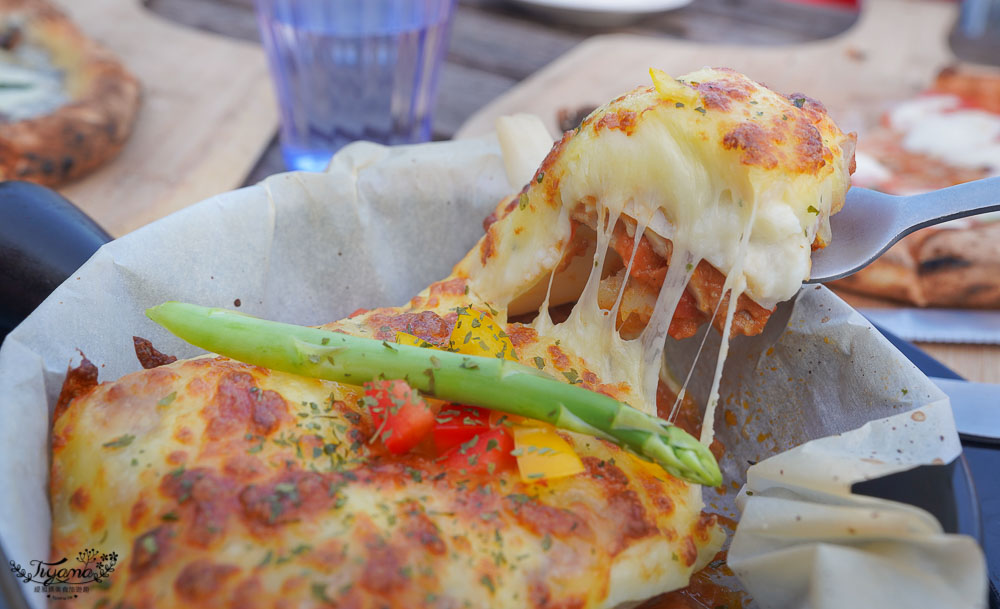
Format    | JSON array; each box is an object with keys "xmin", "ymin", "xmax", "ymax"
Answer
[{"xmin": 807, "ymin": 176, "xmax": 1000, "ymax": 284}]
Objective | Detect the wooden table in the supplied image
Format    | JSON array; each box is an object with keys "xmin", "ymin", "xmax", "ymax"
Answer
[
  {"xmin": 150, "ymin": 0, "xmax": 858, "ymax": 181},
  {"xmin": 143, "ymin": 0, "xmax": 999, "ymax": 384}
]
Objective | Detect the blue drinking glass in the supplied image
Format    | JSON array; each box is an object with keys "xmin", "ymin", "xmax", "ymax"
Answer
[{"xmin": 255, "ymin": 0, "xmax": 457, "ymax": 172}]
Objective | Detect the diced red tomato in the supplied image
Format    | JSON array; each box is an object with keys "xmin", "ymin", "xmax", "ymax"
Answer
[
  {"xmin": 363, "ymin": 379, "xmax": 435, "ymax": 454},
  {"xmin": 438, "ymin": 427, "xmax": 515, "ymax": 476},
  {"xmin": 432, "ymin": 404, "xmax": 491, "ymax": 453}
]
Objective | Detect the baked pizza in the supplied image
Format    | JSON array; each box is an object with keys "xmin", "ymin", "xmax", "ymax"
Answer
[
  {"xmin": 50, "ymin": 68, "xmax": 854, "ymax": 608},
  {"xmin": 832, "ymin": 65, "xmax": 1000, "ymax": 308},
  {"xmin": 0, "ymin": 0, "xmax": 140, "ymax": 186}
]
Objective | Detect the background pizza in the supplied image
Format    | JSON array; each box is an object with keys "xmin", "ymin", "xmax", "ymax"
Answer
[
  {"xmin": 0, "ymin": 0, "xmax": 140, "ymax": 186},
  {"xmin": 831, "ymin": 65, "xmax": 1000, "ymax": 308}
]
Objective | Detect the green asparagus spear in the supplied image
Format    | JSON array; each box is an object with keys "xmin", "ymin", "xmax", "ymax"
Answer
[{"xmin": 146, "ymin": 302, "xmax": 722, "ymax": 486}]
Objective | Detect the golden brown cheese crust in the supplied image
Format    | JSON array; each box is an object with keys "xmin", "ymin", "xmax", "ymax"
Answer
[
  {"xmin": 0, "ymin": 0, "xmax": 140, "ymax": 186},
  {"xmin": 51, "ymin": 280, "xmax": 722, "ymax": 609},
  {"xmin": 460, "ymin": 68, "xmax": 854, "ymax": 334}
]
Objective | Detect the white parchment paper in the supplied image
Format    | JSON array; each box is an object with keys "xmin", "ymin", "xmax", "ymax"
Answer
[{"xmin": 0, "ymin": 136, "xmax": 986, "ymax": 609}]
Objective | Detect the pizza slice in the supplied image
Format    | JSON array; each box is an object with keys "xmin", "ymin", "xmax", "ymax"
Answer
[
  {"xmin": 49, "ymin": 68, "xmax": 854, "ymax": 608},
  {"xmin": 0, "ymin": 0, "xmax": 140, "ymax": 186},
  {"xmin": 833, "ymin": 65, "xmax": 1000, "ymax": 308}
]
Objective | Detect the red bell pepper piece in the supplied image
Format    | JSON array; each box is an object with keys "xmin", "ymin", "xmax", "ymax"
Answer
[
  {"xmin": 363, "ymin": 379, "xmax": 435, "ymax": 454},
  {"xmin": 432, "ymin": 404, "xmax": 491, "ymax": 453},
  {"xmin": 438, "ymin": 427, "xmax": 515, "ymax": 476}
]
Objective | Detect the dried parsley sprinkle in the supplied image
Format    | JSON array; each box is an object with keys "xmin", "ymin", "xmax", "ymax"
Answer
[
  {"xmin": 675, "ymin": 102, "xmax": 685, "ymax": 108},
  {"xmin": 458, "ymin": 435, "xmax": 480, "ymax": 455},
  {"xmin": 257, "ymin": 550, "xmax": 273, "ymax": 567},
  {"xmin": 807, "ymin": 205, "xmax": 820, "ymax": 215},
  {"xmin": 102, "ymin": 434, "xmax": 135, "ymax": 449},
  {"xmin": 157, "ymin": 392, "xmax": 176, "ymax": 407},
  {"xmin": 161, "ymin": 511, "xmax": 179, "ymax": 522},
  {"xmin": 541, "ymin": 534, "xmax": 552, "ymax": 551},
  {"xmin": 536, "ymin": 172, "xmax": 544, "ymax": 183},
  {"xmin": 480, "ymin": 574, "xmax": 495, "ymax": 594},
  {"xmin": 518, "ymin": 193, "xmax": 529, "ymax": 210},
  {"xmin": 533, "ymin": 356, "xmax": 545, "ymax": 370},
  {"xmin": 141, "ymin": 535, "xmax": 158, "ymax": 555},
  {"xmin": 311, "ymin": 582, "xmax": 332, "ymax": 603},
  {"xmin": 695, "ymin": 106, "xmax": 707, "ymax": 114},
  {"xmin": 793, "ymin": 97, "xmax": 806, "ymax": 108}
]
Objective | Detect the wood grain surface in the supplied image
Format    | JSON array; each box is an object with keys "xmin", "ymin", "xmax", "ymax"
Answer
[
  {"xmin": 456, "ymin": 0, "xmax": 955, "ymax": 138},
  {"xmin": 52, "ymin": 0, "xmax": 277, "ymax": 237},
  {"xmin": 149, "ymin": 0, "xmax": 856, "ymax": 184}
]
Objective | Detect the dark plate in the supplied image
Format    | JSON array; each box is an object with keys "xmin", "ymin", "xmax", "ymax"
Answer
[{"xmin": 867, "ymin": 321, "xmax": 1000, "ymax": 608}]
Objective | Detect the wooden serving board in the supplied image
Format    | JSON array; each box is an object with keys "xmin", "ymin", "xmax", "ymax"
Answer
[
  {"xmin": 456, "ymin": 0, "xmax": 956, "ymax": 139},
  {"xmin": 455, "ymin": 0, "xmax": 1000, "ymax": 383},
  {"xmin": 53, "ymin": 0, "xmax": 278, "ymax": 237}
]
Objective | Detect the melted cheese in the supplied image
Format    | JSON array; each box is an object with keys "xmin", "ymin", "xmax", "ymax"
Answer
[
  {"xmin": 0, "ymin": 45, "xmax": 68, "ymax": 121},
  {"xmin": 887, "ymin": 93, "xmax": 1000, "ymax": 174},
  {"xmin": 456, "ymin": 68, "xmax": 853, "ymax": 419}
]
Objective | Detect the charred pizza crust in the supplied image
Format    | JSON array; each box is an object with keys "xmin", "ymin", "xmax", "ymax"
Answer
[
  {"xmin": 833, "ymin": 221, "xmax": 1000, "ymax": 309},
  {"xmin": 0, "ymin": 0, "xmax": 140, "ymax": 186},
  {"xmin": 833, "ymin": 237, "xmax": 927, "ymax": 307},
  {"xmin": 918, "ymin": 222, "xmax": 1000, "ymax": 308}
]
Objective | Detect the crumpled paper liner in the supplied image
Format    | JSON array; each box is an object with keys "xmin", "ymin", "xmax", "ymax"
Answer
[
  {"xmin": 730, "ymin": 408, "xmax": 985, "ymax": 608},
  {"xmin": 0, "ymin": 136, "xmax": 986, "ymax": 609}
]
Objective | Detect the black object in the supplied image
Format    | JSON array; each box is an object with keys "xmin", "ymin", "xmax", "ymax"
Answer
[
  {"xmin": 0, "ymin": 181, "xmax": 112, "ymax": 341},
  {"xmin": 0, "ymin": 182, "xmax": 110, "ymax": 609},
  {"xmin": 869, "ymin": 321, "xmax": 1000, "ymax": 609}
]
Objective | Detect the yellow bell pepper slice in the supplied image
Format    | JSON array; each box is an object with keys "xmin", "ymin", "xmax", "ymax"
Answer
[
  {"xmin": 395, "ymin": 331, "xmax": 437, "ymax": 349},
  {"xmin": 650, "ymin": 68, "xmax": 701, "ymax": 107},
  {"xmin": 512, "ymin": 425, "xmax": 585, "ymax": 483},
  {"xmin": 448, "ymin": 307, "xmax": 518, "ymax": 361}
]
